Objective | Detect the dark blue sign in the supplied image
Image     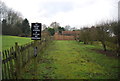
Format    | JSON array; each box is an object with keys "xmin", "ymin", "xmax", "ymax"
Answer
[{"xmin": 31, "ymin": 23, "xmax": 41, "ymax": 40}]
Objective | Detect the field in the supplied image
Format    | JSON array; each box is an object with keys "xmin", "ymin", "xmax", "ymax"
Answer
[
  {"xmin": 1, "ymin": 35, "xmax": 33, "ymax": 51},
  {"xmin": 21, "ymin": 40, "xmax": 119, "ymax": 79}
]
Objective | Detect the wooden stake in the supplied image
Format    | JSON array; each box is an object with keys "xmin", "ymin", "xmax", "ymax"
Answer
[{"xmin": 33, "ymin": 40, "xmax": 37, "ymax": 79}]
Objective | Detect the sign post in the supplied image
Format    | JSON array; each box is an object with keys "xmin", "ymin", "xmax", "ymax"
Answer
[{"xmin": 31, "ymin": 23, "xmax": 41, "ymax": 79}]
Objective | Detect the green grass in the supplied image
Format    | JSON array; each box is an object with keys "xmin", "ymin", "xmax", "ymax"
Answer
[
  {"xmin": 21, "ymin": 40, "xmax": 119, "ymax": 79},
  {"xmin": 1, "ymin": 35, "xmax": 33, "ymax": 51}
]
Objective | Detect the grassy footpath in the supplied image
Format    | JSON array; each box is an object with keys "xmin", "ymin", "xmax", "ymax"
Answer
[
  {"xmin": 21, "ymin": 40, "xmax": 119, "ymax": 79},
  {"xmin": 1, "ymin": 35, "xmax": 32, "ymax": 51}
]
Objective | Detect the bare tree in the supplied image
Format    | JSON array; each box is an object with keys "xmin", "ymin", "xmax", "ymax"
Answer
[
  {"xmin": 110, "ymin": 21, "xmax": 120, "ymax": 54},
  {"xmin": 7, "ymin": 9, "xmax": 23, "ymax": 26},
  {"xmin": 0, "ymin": 1, "xmax": 7, "ymax": 19},
  {"xmin": 42, "ymin": 24, "xmax": 47, "ymax": 31},
  {"xmin": 79, "ymin": 27, "xmax": 90, "ymax": 44},
  {"xmin": 1, "ymin": 1, "xmax": 24, "ymax": 36},
  {"xmin": 50, "ymin": 22, "xmax": 60, "ymax": 32},
  {"xmin": 65, "ymin": 25, "xmax": 70, "ymax": 31},
  {"xmin": 96, "ymin": 22, "xmax": 110, "ymax": 51}
]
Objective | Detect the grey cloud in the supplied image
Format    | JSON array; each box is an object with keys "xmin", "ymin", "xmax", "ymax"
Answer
[{"xmin": 39, "ymin": 1, "xmax": 74, "ymax": 17}]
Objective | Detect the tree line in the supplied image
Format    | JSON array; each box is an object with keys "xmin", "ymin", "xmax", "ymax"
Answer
[
  {"xmin": 0, "ymin": 1, "xmax": 67, "ymax": 37},
  {"xmin": 43, "ymin": 22, "xmax": 66, "ymax": 36},
  {"xmin": 0, "ymin": 1, "xmax": 30, "ymax": 36},
  {"xmin": 0, "ymin": 1, "xmax": 77, "ymax": 36},
  {"xmin": 75, "ymin": 20, "xmax": 120, "ymax": 55}
]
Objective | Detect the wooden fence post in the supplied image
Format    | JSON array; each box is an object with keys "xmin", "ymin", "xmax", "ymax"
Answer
[
  {"xmin": 6, "ymin": 50, "xmax": 11, "ymax": 79},
  {"xmin": 9, "ymin": 47, "xmax": 14, "ymax": 79},
  {"xmin": 2, "ymin": 51, "xmax": 7, "ymax": 79},
  {"xmin": 15, "ymin": 42, "xmax": 21, "ymax": 79}
]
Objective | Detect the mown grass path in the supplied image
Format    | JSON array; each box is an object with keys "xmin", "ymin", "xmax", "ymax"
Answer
[{"xmin": 22, "ymin": 40, "xmax": 119, "ymax": 79}]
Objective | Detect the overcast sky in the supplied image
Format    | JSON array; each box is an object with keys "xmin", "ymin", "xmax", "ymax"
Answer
[{"xmin": 1, "ymin": 0, "xmax": 119, "ymax": 28}]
